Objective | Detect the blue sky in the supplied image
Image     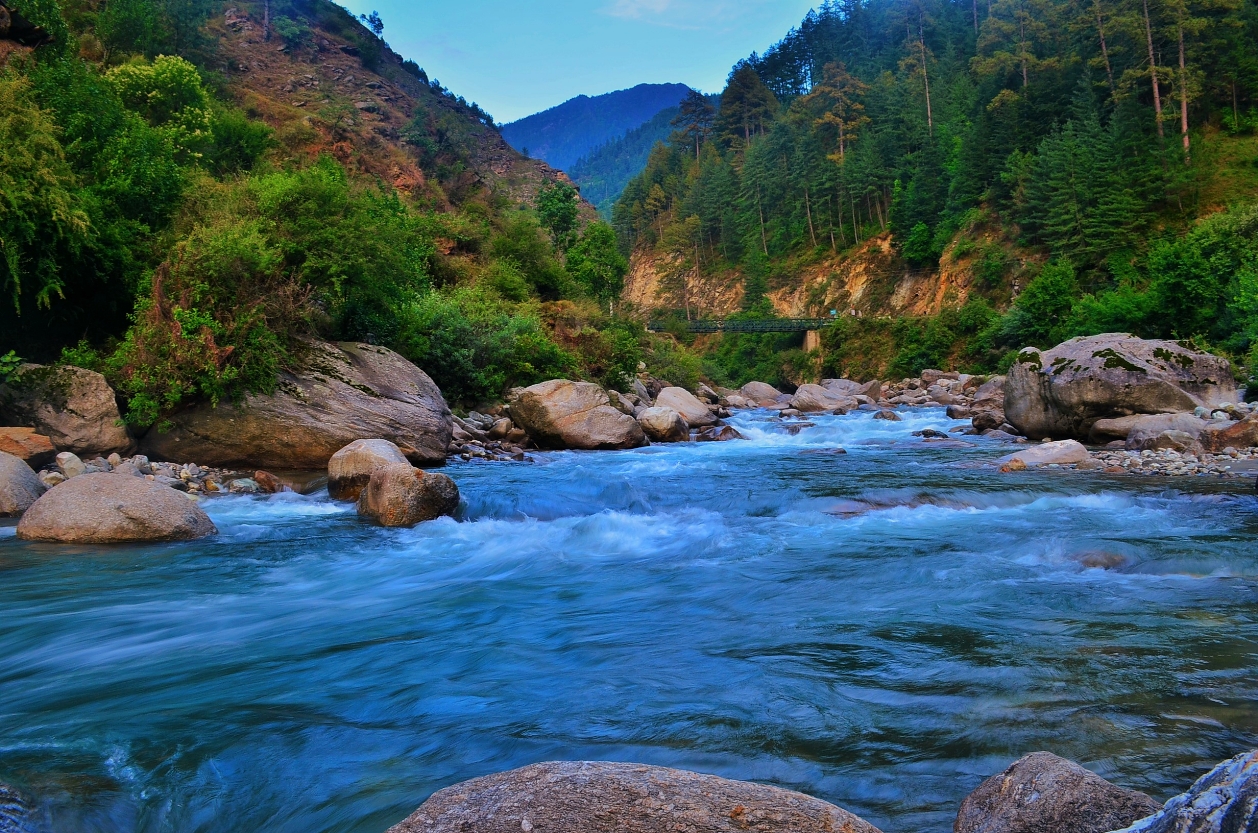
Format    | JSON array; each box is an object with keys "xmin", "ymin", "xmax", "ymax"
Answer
[{"xmin": 338, "ymin": 1, "xmax": 819, "ymax": 123}]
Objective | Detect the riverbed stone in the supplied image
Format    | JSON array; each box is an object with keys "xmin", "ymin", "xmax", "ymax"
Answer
[
  {"xmin": 1004, "ymin": 334, "xmax": 1237, "ymax": 441},
  {"xmin": 654, "ymin": 387, "xmax": 717, "ymax": 427},
  {"xmin": 0, "ymin": 783, "xmax": 32, "ymax": 833},
  {"xmin": 954, "ymin": 752, "xmax": 1160, "ymax": 833},
  {"xmin": 741, "ymin": 381, "xmax": 782, "ymax": 405},
  {"xmin": 0, "ymin": 427, "xmax": 56, "ymax": 468},
  {"xmin": 791, "ymin": 384, "xmax": 856, "ymax": 414},
  {"xmin": 1113, "ymin": 749, "xmax": 1257, "ymax": 833},
  {"xmin": 997, "ymin": 440, "xmax": 1090, "ymax": 469},
  {"xmin": 141, "ymin": 342, "xmax": 453, "ymax": 469},
  {"xmin": 0, "ymin": 364, "xmax": 134, "ymax": 456},
  {"xmin": 1088, "ymin": 413, "xmax": 1210, "ymax": 447},
  {"xmin": 1201, "ymin": 413, "xmax": 1258, "ymax": 452},
  {"xmin": 874, "ymin": 409, "xmax": 901, "ymax": 421},
  {"xmin": 16, "ymin": 473, "xmax": 217, "ymax": 543},
  {"xmin": 636, "ymin": 407, "xmax": 689, "ymax": 443},
  {"xmin": 356, "ymin": 463, "xmax": 459, "ymax": 527},
  {"xmin": 386, "ymin": 761, "xmax": 884, "ymax": 833},
  {"xmin": 0, "ymin": 451, "xmax": 45, "ymax": 517},
  {"xmin": 510, "ymin": 380, "xmax": 647, "ymax": 450},
  {"xmin": 328, "ymin": 439, "xmax": 411, "ymax": 501}
]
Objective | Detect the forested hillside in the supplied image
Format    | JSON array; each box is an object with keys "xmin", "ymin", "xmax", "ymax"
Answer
[
  {"xmin": 614, "ymin": 0, "xmax": 1258, "ymax": 389},
  {"xmin": 501, "ymin": 83, "xmax": 692, "ymax": 170},
  {"xmin": 1, "ymin": 0, "xmax": 701, "ymax": 421},
  {"xmin": 570, "ymin": 94, "xmax": 721, "ymax": 218}
]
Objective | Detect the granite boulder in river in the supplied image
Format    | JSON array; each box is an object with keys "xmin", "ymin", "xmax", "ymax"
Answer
[
  {"xmin": 16, "ymin": 473, "xmax": 217, "ymax": 543},
  {"xmin": 510, "ymin": 381, "xmax": 647, "ymax": 450}
]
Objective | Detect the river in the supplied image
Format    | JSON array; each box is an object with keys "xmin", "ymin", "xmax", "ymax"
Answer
[{"xmin": 1, "ymin": 408, "xmax": 1256, "ymax": 833}]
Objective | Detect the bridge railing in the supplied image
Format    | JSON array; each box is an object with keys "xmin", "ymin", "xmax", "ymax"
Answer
[{"xmin": 647, "ymin": 318, "xmax": 839, "ymax": 334}]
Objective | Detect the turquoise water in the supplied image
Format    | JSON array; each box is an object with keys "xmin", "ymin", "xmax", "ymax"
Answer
[{"xmin": 1, "ymin": 409, "xmax": 1256, "ymax": 832}]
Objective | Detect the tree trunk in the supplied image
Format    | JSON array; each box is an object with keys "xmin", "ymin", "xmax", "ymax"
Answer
[
  {"xmin": 804, "ymin": 187, "xmax": 818, "ymax": 248},
  {"xmin": 1233, "ymin": 80, "xmax": 1240, "ymax": 130},
  {"xmin": 1018, "ymin": 0, "xmax": 1029, "ymax": 87},
  {"xmin": 919, "ymin": 13, "xmax": 934, "ymax": 135},
  {"xmin": 1094, "ymin": 0, "xmax": 1116, "ymax": 94},
  {"xmin": 1143, "ymin": 0, "xmax": 1165, "ymax": 139},
  {"xmin": 1178, "ymin": 14, "xmax": 1190, "ymax": 161},
  {"xmin": 851, "ymin": 194, "xmax": 860, "ymax": 244}
]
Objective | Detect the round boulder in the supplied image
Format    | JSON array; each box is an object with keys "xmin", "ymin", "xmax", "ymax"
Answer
[
  {"xmin": 791, "ymin": 384, "xmax": 856, "ymax": 414},
  {"xmin": 637, "ymin": 407, "xmax": 688, "ymax": 443},
  {"xmin": 357, "ymin": 463, "xmax": 459, "ymax": 528},
  {"xmin": 386, "ymin": 761, "xmax": 883, "ymax": 833},
  {"xmin": 510, "ymin": 380, "xmax": 647, "ymax": 451},
  {"xmin": 328, "ymin": 439, "xmax": 411, "ymax": 501},
  {"xmin": 996, "ymin": 439, "xmax": 1090, "ymax": 469},
  {"xmin": 1005, "ymin": 334, "xmax": 1237, "ymax": 441},
  {"xmin": 0, "ymin": 451, "xmax": 45, "ymax": 517},
  {"xmin": 741, "ymin": 381, "xmax": 782, "ymax": 405},
  {"xmin": 955, "ymin": 752, "xmax": 1159, "ymax": 833},
  {"xmin": 653, "ymin": 387, "xmax": 717, "ymax": 427},
  {"xmin": 16, "ymin": 473, "xmax": 217, "ymax": 543}
]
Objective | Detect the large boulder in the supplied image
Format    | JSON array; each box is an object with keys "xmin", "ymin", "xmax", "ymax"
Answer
[
  {"xmin": 997, "ymin": 440, "xmax": 1090, "ymax": 469},
  {"xmin": 1201, "ymin": 413, "xmax": 1258, "ymax": 452},
  {"xmin": 141, "ymin": 342, "xmax": 453, "ymax": 469},
  {"xmin": 1088, "ymin": 413, "xmax": 1209, "ymax": 446},
  {"xmin": 954, "ymin": 752, "xmax": 1159, "ymax": 833},
  {"xmin": 1005, "ymin": 335, "xmax": 1236, "ymax": 441},
  {"xmin": 328, "ymin": 439, "xmax": 410, "ymax": 501},
  {"xmin": 386, "ymin": 761, "xmax": 883, "ymax": 833},
  {"xmin": 823, "ymin": 378, "xmax": 882, "ymax": 398},
  {"xmin": 510, "ymin": 381, "xmax": 647, "ymax": 451},
  {"xmin": 16, "ymin": 473, "xmax": 217, "ymax": 543},
  {"xmin": 792, "ymin": 384, "xmax": 857, "ymax": 413},
  {"xmin": 356, "ymin": 463, "xmax": 459, "ymax": 528},
  {"xmin": 0, "ymin": 451, "xmax": 45, "ymax": 517},
  {"xmin": 0, "ymin": 364, "xmax": 134, "ymax": 456},
  {"xmin": 741, "ymin": 381, "xmax": 782, "ymax": 405},
  {"xmin": 637, "ymin": 407, "xmax": 689, "ymax": 443},
  {"xmin": 0, "ymin": 427, "xmax": 56, "ymax": 468},
  {"xmin": 654, "ymin": 387, "xmax": 717, "ymax": 427},
  {"xmin": 1115, "ymin": 749, "xmax": 1257, "ymax": 833}
]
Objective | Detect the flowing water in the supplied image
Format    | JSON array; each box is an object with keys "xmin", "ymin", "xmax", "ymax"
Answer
[{"xmin": 2, "ymin": 409, "xmax": 1257, "ymax": 833}]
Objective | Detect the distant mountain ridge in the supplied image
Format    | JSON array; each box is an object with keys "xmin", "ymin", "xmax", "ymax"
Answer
[{"xmin": 501, "ymin": 83, "xmax": 693, "ymax": 170}]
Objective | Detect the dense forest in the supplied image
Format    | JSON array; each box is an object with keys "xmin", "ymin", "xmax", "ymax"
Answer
[
  {"xmin": 614, "ymin": 0, "xmax": 1258, "ymax": 388},
  {"xmin": 0, "ymin": 0, "xmax": 704, "ymax": 422}
]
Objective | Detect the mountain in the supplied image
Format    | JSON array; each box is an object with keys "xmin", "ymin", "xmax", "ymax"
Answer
[
  {"xmin": 501, "ymin": 83, "xmax": 693, "ymax": 170},
  {"xmin": 570, "ymin": 93, "xmax": 720, "ymax": 218}
]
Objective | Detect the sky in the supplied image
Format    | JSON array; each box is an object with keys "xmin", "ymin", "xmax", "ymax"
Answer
[{"xmin": 338, "ymin": 0, "xmax": 819, "ymax": 123}]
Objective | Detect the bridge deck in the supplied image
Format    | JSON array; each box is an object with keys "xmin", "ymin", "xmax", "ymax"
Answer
[{"xmin": 647, "ymin": 318, "xmax": 837, "ymax": 334}]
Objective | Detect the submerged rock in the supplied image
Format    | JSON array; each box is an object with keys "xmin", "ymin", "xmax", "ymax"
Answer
[
  {"xmin": 696, "ymin": 425, "xmax": 744, "ymax": 442},
  {"xmin": 386, "ymin": 761, "xmax": 884, "ymax": 833},
  {"xmin": 1113, "ymin": 749, "xmax": 1258, "ymax": 833},
  {"xmin": 0, "ymin": 451, "xmax": 45, "ymax": 517},
  {"xmin": 16, "ymin": 473, "xmax": 217, "ymax": 543},
  {"xmin": 1005, "ymin": 334, "xmax": 1236, "ymax": 441},
  {"xmin": 356, "ymin": 463, "xmax": 459, "ymax": 528},
  {"xmin": 328, "ymin": 439, "xmax": 411, "ymax": 501},
  {"xmin": 636, "ymin": 407, "xmax": 689, "ymax": 443},
  {"xmin": 653, "ymin": 387, "xmax": 717, "ymax": 427},
  {"xmin": 0, "ymin": 783, "xmax": 33, "ymax": 833},
  {"xmin": 510, "ymin": 380, "xmax": 647, "ymax": 451},
  {"xmin": 954, "ymin": 752, "xmax": 1159, "ymax": 833},
  {"xmin": 141, "ymin": 342, "xmax": 453, "ymax": 469},
  {"xmin": 874, "ymin": 409, "xmax": 901, "ymax": 422},
  {"xmin": 0, "ymin": 364, "xmax": 134, "ymax": 456}
]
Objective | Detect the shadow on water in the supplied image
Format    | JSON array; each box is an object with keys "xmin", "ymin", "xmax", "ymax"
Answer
[{"xmin": 1, "ymin": 408, "xmax": 1257, "ymax": 832}]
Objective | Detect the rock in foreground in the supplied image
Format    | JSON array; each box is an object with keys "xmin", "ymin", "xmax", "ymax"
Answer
[
  {"xmin": 1005, "ymin": 334, "xmax": 1236, "ymax": 441},
  {"xmin": 791, "ymin": 384, "xmax": 856, "ymax": 413},
  {"xmin": 387, "ymin": 761, "xmax": 883, "ymax": 833},
  {"xmin": 17, "ymin": 473, "xmax": 217, "ymax": 543},
  {"xmin": 328, "ymin": 439, "xmax": 411, "ymax": 501},
  {"xmin": 1115, "ymin": 749, "xmax": 1257, "ymax": 833},
  {"xmin": 954, "ymin": 752, "xmax": 1159, "ymax": 833},
  {"xmin": 357, "ymin": 463, "xmax": 459, "ymax": 528},
  {"xmin": 142, "ymin": 342, "xmax": 453, "ymax": 469},
  {"xmin": 654, "ymin": 387, "xmax": 717, "ymax": 427},
  {"xmin": 0, "ymin": 452, "xmax": 45, "ymax": 517},
  {"xmin": 510, "ymin": 381, "xmax": 647, "ymax": 451},
  {"xmin": 637, "ymin": 407, "xmax": 689, "ymax": 443},
  {"xmin": 0, "ymin": 364, "xmax": 135, "ymax": 456}
]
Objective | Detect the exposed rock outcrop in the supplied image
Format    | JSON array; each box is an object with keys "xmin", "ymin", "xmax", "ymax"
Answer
[
  {"xmin": 510, "ymin": 381, "xmax": 647, "ymax": 450},
  {"xmin": 954, "ymin": 752, "xmax": 1160, "ymax": 833},
  {"xmin": 386, "ymin": 761, "xmax": 883, "ymax": 833},
  {"xmin": 637, "ymin": 407, "xmax": 689, "ymax": 443},
  {"xmin": 0, "ymin": 364, "xmax": 134, "ymax": 456},
  {"xmin": 356, "ymin": 463, "xmax": 459, "ymax": 527},
  {"xmin": 141, "ymin": 342, "xmax": 453, "ymax": 469},
  {"xmin": 328, "ymin": 439, "xmax": 411, "ymax": 501},
  {"xmin": 17, "ymin": 473, "xmax": 217, "ymax": 543},
  {"xmin": 653, "ymin": 387, "xmax": 717, "ymax": 427},
  {"xmin": 1114, "ymin": 749, "xmax": 1257, "ymax": 833},
  {"xmin": 0, "ymin": 452, "xmax": 45, "ymax": 517},
  {"xmin": 1005, "ymin": 335, "xmax": 1236, "ymax": 441}
]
